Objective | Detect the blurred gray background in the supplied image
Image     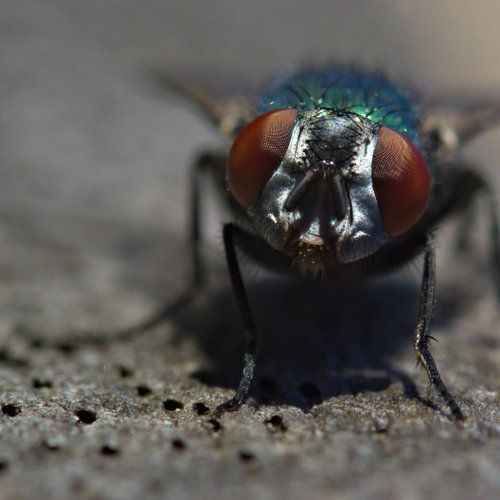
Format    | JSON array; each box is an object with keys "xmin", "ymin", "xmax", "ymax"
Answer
[{"xmin": 1, "ymin": 1, "xmax": 499, "ymax": 499}]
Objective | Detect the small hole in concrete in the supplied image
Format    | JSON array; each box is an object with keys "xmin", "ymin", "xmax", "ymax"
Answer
[
  {"xmin": 75, "ymin": 409, "xmax": 97, "ymax": 424},
  {"xmin": 172, "ymin": 439, "xmax": 186, "ymax": 450},
  {"xmin": 136, "ymin": 385, "xmax": 152, "ymax": 397},
  {"xmin": 264, "ymin": 414, "xmax": 287, "ymax": 432},
  {"xmin": 100, "ymin": 445, "xmax": 119, "ymax": 456},
  {"xmin": 33, "ymin": 378, "xmax": 53, "ymax": 389},
  {"xmin": 0, "ymin": 461, "xmax": 8, "ymax": 472},
  {"xmin": 2, "ymin": 404, "xmax": 21, "ymax": 417},
  {"xmin": 208, "ymin": 418, "xmax": 222, "ymax": 433},
  {"xmin": 56, "ymin": 343, "xmax": 75, "ymax": 355},
  {"xmin": 163, "ymin": 399, "xmax": 183, "ymax": 411},
  {"xmin": 30, "ymin": 338, "xmax": 44, "ymax": 349},
  {"xmin": 193, "ymin": 402, "xmax": 209, "ymax": 416},
  {"xmin": 0, "ymin": 350, "xmax": 28, "ymax": 367},
  {"xmin": 118, "ymin": 365, "xmax": 133, "ymax": 378},
  {"xmin": 239, "ymin": 451, "xmax": 255, "ymax": 462},
  {"xmin": 299, "ymin": 381, "xmax": 322, "ymax": 402}
]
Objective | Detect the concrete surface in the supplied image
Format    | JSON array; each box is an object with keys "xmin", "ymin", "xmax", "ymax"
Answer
[{"xmin": 1, "ymin": 1, "xmax": 499, "ymax": 499}]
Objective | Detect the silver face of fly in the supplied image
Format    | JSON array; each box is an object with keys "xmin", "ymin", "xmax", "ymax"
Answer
[{"xmin": 247, "ymin": 109, "xmax": 387, "ymax": 275}]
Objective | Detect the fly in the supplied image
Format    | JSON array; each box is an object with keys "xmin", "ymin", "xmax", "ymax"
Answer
[{"xmin": 149, "ymin": 66, "xmax": 500, "ymax": 420}]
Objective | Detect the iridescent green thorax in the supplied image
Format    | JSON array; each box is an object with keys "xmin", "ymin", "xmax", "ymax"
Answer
[{"xmin": 257, "ymin": 68, "xmax": 423, "ymax": 149}]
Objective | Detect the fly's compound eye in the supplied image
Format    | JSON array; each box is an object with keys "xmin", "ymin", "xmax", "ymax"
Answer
[
  {"xmin": 227, "ymin": 108, "xmax": 298, "ymax": 207},
  {"xmin": 372, "ymin": 127, "xmax": 431, "ymax": 237}
]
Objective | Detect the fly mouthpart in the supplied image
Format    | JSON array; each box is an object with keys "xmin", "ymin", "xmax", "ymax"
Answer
[
  {"xmin": 298, "ymin": 232, "xmax": 326, "ymax": 247},
  {"xmin": 286, "ymin": 226, "xmax": 329, "ymax": 251},
  {"xmin": 292, "ymin": 241, "xmax": 328, "ymax": 280}
]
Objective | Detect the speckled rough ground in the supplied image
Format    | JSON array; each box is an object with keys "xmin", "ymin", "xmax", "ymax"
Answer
[{"xmin": 1, "ymin": 2, "xmax": 500, "ymax": 499}]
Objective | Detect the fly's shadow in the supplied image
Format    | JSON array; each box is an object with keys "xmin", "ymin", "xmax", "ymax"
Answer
[{"xmin": 172, "ymin": 272, "xmax": 462, "ymax": 410}]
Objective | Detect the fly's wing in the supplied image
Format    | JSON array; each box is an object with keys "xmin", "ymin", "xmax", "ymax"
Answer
[
  {"xmin": 421, "ymin": 97, "xmax": 500, "ymax": 158},
  {"xmin": 147, "ymin": 68, "xmax": 257, "ymax": 136}
]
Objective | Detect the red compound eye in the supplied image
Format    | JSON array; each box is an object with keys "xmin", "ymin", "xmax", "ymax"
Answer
[
  {"xmin": 227, "ymin": 108, "xmax": 297, "ymax": 207},
  {"xmin": 372, "ymin": 127, "xmax": 431, "ymax": 237}
]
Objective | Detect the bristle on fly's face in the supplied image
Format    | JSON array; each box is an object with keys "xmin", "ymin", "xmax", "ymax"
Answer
[{"xmin": 292, "ymin": 243, "xmax": 327, "ymax": 280}]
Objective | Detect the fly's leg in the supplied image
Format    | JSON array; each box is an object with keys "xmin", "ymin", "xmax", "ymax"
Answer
[
  {"xmin": 110, "ymin": 151, "xmax": 227, "ymax": 340},
  {"xmin": 215, "ymin": 223, "xmax": 257, "ymax": 413},
  {"xmin": 414, "ymin": 234, "xmax": 464, "ymax": 420},
  {"xmin": 56, "ymin": 151, "xmax": 226, "ymax": 346}
]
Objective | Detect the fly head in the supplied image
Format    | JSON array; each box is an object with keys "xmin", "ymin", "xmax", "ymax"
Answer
[{"xmin": 227, "ymin": 108, "xmax": 431, "ymax": 278}]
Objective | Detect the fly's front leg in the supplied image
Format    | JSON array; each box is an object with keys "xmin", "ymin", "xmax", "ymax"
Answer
[
  {"xmin": 102, "ymin": 151, "xmax": 227, "ymax": 340},
  {"xmin": 216, "ymin": 223, "xmax": 257, "ymax": 413},
  {"xmin": 51, "ymin": 151, "xmax": 226, "ymax": 347},
  {"xmin": 188, "ymin": 151, "xmax": 227, "ymax": 289},
  {"xmin": 414, "ymin": 234, "xmax": 464, "ymax": 420}
]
